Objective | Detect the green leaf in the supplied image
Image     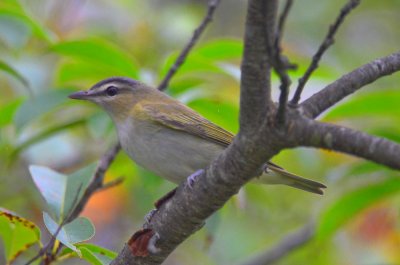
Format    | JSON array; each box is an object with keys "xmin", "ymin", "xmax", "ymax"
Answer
[
  {"xmin": 0, "ymin": 208, "xmax": 41, "ymax": 264},
  {"xmin": 80, "ymin": 247, "xmax": 113, "ymax": 265},
  {"xmin": 324, "ymin": 90, "xmax": 400, "ymax": 121},
  {"xmin": 196, "ymin": 39, "xmax": 243, "ymax": 60},
  {"xmin": 0, "ymin": 98, "xmax": 23, "ymax": 127},
  {"xmin": 11, "ymin": 118, "xmax": 86, "ymax": 158},
  {"xmin": 187, "ymin": 98, "xmax": 239, "ymax": 133},
  {"xmin": 160, "ymin": 51, "xmax": 222, "ymax": 78},
  {"xmin": 0, "ymin": 60, "xmax": 29, "ymax": 87},
  {"xmin": 43, "ymin": 212, "xmax": 95, "ymax": 255},
  {"xmin": 56, "ymin": 60, "xmax": 121, "ymax": 84},
  {"xmin": 29, "ymin": 164, "xmax": 96, "ymax": 220},
  {"xmin": 317, "ymin": 177, "xmax": 400, "ymax": 239},
  {"xmin": 51, "ymin": 38, "xmax": 139, "ymax": 77},
  {"xmin": 0, "ymin": 2, "xmax": 55, "ymax": 44},
  {"xmin": 13, "ymin": 88, "xmax": 74, "ymax": 130},
  {"xmin": 60, "ymin": 243, "xmax": 117, "ymax": 265}
]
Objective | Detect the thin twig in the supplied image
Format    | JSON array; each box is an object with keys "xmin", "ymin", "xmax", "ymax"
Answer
[
  {"xmin": 239, "ymin": 222, "xmax": 315, "ymax": 265},
  {"xmin": 68, "ymin": 142, "xmax": 121, "ymax": 221},
  {"xmin": 291, "ymin": 0, "xmax": 360, "ymax": 105},
  {"xmin": 276, "ymin": 0, "xmax": 293, "ymax": 46},
  {"xmin": 97, "ymin": 176, "xmax": 125, "ymax": 192},
  {"xmin": 157, "ymin": 0, "xmax": 222, "ymax": 91},
  {"xmin": 270, "ymin": 0, "xmax": 294, "ymax": 124}
]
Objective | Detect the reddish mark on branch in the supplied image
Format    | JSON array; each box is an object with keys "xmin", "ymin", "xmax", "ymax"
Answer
[{"xmin": 128, "ymin": 228, "xmax": 155, "ymax": 257}]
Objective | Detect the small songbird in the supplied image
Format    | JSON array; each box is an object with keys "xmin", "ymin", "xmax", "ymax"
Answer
[{"xmin": 69, "ymin": 77, "xmax": 326, "ymax": 194}]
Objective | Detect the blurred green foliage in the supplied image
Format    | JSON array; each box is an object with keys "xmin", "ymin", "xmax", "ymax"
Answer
[{"xmin": 1, "ymin": 0, "xmax": 400, "ymax": 264}]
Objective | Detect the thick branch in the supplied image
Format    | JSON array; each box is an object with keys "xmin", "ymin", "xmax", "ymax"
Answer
[
  {"xmin": 111, "ymin": 1, "xmax": 281, "ymax": 264},
  {"xmin": 292, "ymin": 118, "xmax": 400, "ymax": 170},
  {"xmin": 240, "ymin": 222, "xmax": 314, "ymax": 265},
  {"xmin": 302, "ymin": 51, "xmax": 400, "ymax": 118},
  {"xmin": 240, "ymin": 0, "xmax": 277, "ymax": 133}
]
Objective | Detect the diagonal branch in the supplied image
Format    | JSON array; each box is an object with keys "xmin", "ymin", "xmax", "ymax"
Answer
[
  {"xmin": 110, "ymin": 1, "xmax": 281, "ymax": 264},
  {"xmin": 239, "ymin": 222, "xmax": 315, "ymax": 265},
  {"xmin": 302, "ymin": 51, "xmax": 400, "ymax": 118},
  {"xmin": 292, "ymin": 118, "xmax": 400, "ymax": 170},
  {"xmin": 68, "ymin": 143, "xmax": 121, "ymax": 221},
  {"xmin": 157, "ymin": 0, "xmax": 222, "ymax": 91},
  {"xmin": 291, "ymin": 0, "xmax": 360, "ymax": 105}
]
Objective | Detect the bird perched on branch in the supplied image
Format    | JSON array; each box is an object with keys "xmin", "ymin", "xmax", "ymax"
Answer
[{"xmin": 69, "ymin": 77, "xmax": 326, "ymax": 194}]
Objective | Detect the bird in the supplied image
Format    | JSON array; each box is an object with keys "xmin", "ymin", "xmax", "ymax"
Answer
[{"xmin": 69, "ymin": 77, "xmax": 326, "ymax": 194}]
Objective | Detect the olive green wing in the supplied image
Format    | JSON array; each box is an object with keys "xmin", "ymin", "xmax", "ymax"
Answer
[{"xmin": 138, "ymin": 101, "xmax": 234, "ymax": 147}]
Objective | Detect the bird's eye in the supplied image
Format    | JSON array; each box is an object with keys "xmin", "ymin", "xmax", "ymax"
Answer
[{"xmin": 106, "ymin": 86, "xmax": 118, "ymax": 96}]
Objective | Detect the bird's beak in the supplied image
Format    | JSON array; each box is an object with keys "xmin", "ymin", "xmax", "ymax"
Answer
[{"xmin": 68, "ymin": 90, "xmax": 91, "ymax": 100}]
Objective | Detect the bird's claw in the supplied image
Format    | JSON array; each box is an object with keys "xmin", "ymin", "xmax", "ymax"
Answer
[
  {"xmin": 144, "ymin": 209, "xmax": 157, "ymax": 227},
  {"xmin": 187, "ymin": 169, "xmax": 205, "ymax": 189}
]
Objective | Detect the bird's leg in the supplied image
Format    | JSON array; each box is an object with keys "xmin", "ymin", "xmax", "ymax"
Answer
[{"xmin": 186, "ymin": 169, "xmax": 205, "ymax": 189}]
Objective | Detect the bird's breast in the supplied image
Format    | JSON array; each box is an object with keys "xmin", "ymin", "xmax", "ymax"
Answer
[{"xmin": 116, "ymin": 119, "xmax": 225, "ymax": 184}]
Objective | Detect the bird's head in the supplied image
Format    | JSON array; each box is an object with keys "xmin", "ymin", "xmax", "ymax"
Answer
[{"xmin": 69, "ymin": 77, "xmax": 150, "ymax": 122}]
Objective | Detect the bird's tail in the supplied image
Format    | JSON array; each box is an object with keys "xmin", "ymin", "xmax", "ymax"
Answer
[{"xmin": 257, "ymin": 163, "xmax": 326, "ymax": 195}]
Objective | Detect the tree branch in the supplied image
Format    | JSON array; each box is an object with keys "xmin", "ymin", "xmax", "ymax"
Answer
[
  {"xmin": 157, "ymin": 0, "xmax": 222, "ymax": 91},
  {"xmin": 111, "ymin": 1, "xmax": 282, "ymax": 264},
  {"xmin": 239, "ymin": 222, "xmax": 315, "ymax": 265},
  {"xmin": 291, "ymin": 118, "xmax": 400, "ymax": 170},
  {"xmin": 68, "ymin": 143, "xmax": 121, "ymax": 221},
  {"xmin": 240, "ymin": 0, "xmax": 277, "ymax": 133},
  {"xmin": 301, "ymin": 51, "xmax": 400, "ymax": 118},
  {"xmin": 291, "ymin": 0, "xmax": 360, "ymax": 105}
]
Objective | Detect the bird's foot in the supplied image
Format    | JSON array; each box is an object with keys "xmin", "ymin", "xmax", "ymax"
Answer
[
  {"xmin": 186, "ymin": 169, "xmax": 205, "ymax": 189},
  {"xmin": 144, "ymin": 209, "xmax": 157, "ymax": 227}
]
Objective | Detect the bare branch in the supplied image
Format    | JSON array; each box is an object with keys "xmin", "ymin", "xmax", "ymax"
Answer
[
  {"xmin": 68, "ymin": 142, "xmax": 121, "ymax": 221},
  {"xmin": 269, "ymin": 0, "xmax": 295, "ymax": 124},
  {"xmin": 240, "ymin": 0, "xmax": 277, "ymax": 132},
  {"xmin": 291, "ymin": 0, "xmax": 360, "ymax": 104},
  {"xmin": 111, "ymin": 1, "xmax": 282, "ymax": 264},
  {"xmin": 302, "ymin": 51, "xmax": 400, "ymax": 118},
  {"xmin": 157, "ymin": 0, "xmax": 222, "ymax": 91},
  {"xmin": 276, "ymin": 0, "xmax": 293, "ymax": 46},
  {"xmin": 240, "ymin": 222, "xmax": 315, "ymax": 265},
  {"xmin": 292, "ymin": 118, "xmax": 400, "ymax": 170}
]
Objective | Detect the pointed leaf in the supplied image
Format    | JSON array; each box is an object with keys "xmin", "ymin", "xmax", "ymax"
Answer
[
  {"xmin": 14, "ymin": 88, "xmax": 74, "ymax": 130},
  {"xmin": 29, "ymin": 164, "xmax": 96, "ymax": 220},
  {"xmin": 0, "ymin": 3, "xmax": 55, "ymax": 44},
  {"xmin": 29, "ymin": 166, "xmax": 67, "ymax": 220},
  {"xmin": 0, "ymin": 209, "xmax": 40, "ymax": 264},
  {"xmin": 51, "ymin": 38, "xmax": 139, "ymax": 77},
  {"xmin": 0, "ymin": 98, "xmax": 23, "ymax": 127},
  {"xmin": 43, "ymin": 212, "xmax": 95, "ymax": 254},
  {"xmin": 317, "ymin": 177, "xmax": 400, "ymax": 239},
  {"xmin": 60, "ymin": 243, "xmax": 117, "ymax": 265},
  {"xmin": 0, "ymin": 60, "xmax": 29, "ymax": 87},
  {"xmin": 324, "ymin": 90, "xmax": 400, "ymax": 120},
  {"xmin": 196, "ymin": 39, "xmax": 243, "ymax": 60}
]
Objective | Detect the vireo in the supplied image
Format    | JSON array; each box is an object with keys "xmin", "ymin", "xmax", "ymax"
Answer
[{"xmin": 69, "ymin": 77, "xmax": 326, "ymax": 194}]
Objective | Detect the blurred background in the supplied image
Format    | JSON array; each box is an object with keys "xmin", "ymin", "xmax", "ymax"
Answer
[{"xmin": 1, "ymin": 0, "xmax": 400, "ymax": 264}]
